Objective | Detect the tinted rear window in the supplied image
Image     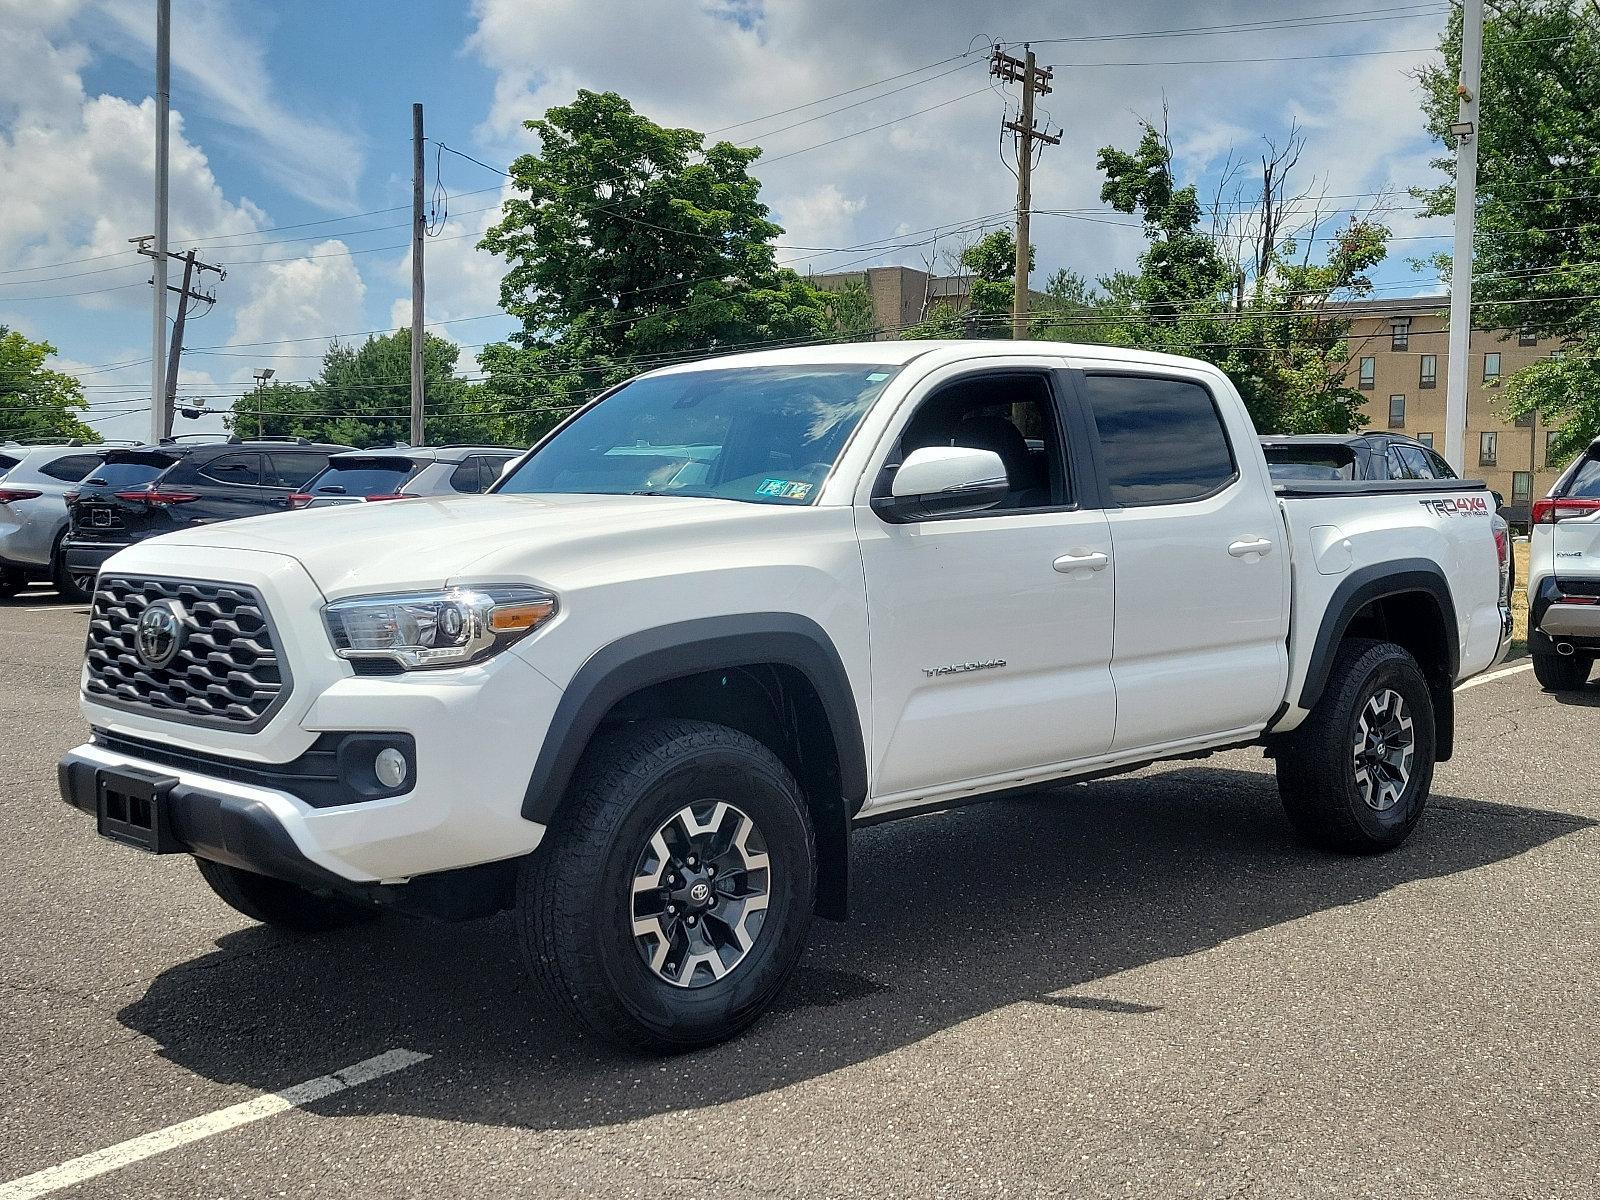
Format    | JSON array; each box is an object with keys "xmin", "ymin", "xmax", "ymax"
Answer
[
  {"xmin": 0, "ymin": 453, "xmax": 19, "ymax": 473},
  {"xmin": 1263, "ymin": 444, "xmax": 1358, "ymax": 481},
  {"xmin": 39, "ymin": 453, "xmax": 105, "ymax": 482},
  {"xmin": 1561, "ymin": 451, "xmax": 1600, "ymax": 499},
  {"xmin": 84, "ymin": 457, "xmax": 176, "ymax": 488},
  {"xmin": 1082, "ymin": 375, "xmax": 1237, "ymax": 505},
  {"xmin": 308, "ymin": 457, "xmax": 420, "ymax": 495}
]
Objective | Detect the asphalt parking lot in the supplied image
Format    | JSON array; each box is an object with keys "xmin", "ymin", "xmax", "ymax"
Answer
[{"xmin": 1, "ymin": 583, "xmax": 1596, "ymax": 1200}]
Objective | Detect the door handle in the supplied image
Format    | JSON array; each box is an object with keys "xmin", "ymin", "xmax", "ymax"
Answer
[
  {"xmin": 1228, "ymin": 537, "xmax": 1274, "ymax": 558},
  {"xmin": 1053, "ymin": 550, "xmax": 1110, "ymax": 573}
]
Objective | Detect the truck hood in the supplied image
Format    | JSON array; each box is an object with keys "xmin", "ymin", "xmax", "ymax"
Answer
[{"xmin": 150, "ymin": 492, "xmax": 776, "ymax": 597}]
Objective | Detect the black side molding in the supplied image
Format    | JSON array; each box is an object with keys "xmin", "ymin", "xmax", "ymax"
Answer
[
  {"xmin": 520, "ymin": 613, "xmax": 868, "ymax": 827},
  {"xmin": 1294, "ymin": 559, "xmax": 1459, "ymax": 713}
]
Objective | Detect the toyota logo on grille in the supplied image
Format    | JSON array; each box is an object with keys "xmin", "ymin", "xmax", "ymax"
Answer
[{"xmin": 134, "ymin": 599, "xmax": 187, "ymax": 670}]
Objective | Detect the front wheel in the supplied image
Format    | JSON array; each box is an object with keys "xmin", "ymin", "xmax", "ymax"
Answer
[
  {"xmin": 518, "ymin": 718, "xmax": 816, "ymax": 1051},
  {"xmin": 50, "ymin": 540, "xmax": 90, "ymax": 602},
  {"xmin": 1274, "ymin": 638, "xmax": 1436, "ymax": 854},
  {"xmin": 1532, "ymin": 646, "xmax": 1592, "ymax": 692}
]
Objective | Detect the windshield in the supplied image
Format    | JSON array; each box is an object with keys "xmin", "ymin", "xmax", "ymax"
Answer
[
  {"xmin": 497, "ymin": 364, "xmax": 900, "ymax": 505},
  {"xmin": 1262, "ymin": 444, "xmax": 1357, "ymax": 481},
  {"xmin": 308, "ymin": 457, "xmax": 421, "ymax": 495}
]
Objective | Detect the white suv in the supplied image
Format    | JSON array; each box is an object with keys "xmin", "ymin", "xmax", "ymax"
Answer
[
  {"xmin": 0, "ymin": 443, "xmax": 106, "ymax": 598},
  {"xmin": 1527, "ymin": 437, "xmax": 1600, "ymax": 690}
]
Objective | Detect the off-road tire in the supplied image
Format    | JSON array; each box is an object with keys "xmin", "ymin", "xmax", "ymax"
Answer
[
  {"xmin": 518, "ymin": 718, "xmax": 816, "ymax": 1051},
  {"xmin": 1531, "ymin": 646, "xmax": 1592, "ymax": 692},
  {"xmin": 1274, "ymin": 638, "xmax": 1436, "ymax": 854},
  {"xmin": 195, "ymin": 858, "xmax": 380, "ymax": 932}
]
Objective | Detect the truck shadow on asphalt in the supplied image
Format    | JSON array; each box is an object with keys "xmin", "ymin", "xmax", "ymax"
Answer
[{"xmin": 117, "ymin": 764, "xmax": 1591, "ymax": 1131}]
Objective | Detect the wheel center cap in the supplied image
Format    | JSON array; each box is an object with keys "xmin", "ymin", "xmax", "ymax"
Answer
[{"xmin": 689, "ymin": 881, "xmax": 710, "ymax": 903}]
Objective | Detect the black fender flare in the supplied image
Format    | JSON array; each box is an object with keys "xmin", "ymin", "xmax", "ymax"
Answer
[
  {"xmin": 1289, "ymin": 558, "xmax": 1459, "ymax": 760},
  {"xmin": 520, "ymin": 613, "xmax": 868, "ymax": 827}
]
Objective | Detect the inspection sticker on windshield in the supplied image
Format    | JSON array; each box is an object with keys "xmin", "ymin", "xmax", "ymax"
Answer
[{"xmin": 758, "ymin": 478, "xmax": 812, "ymax": 500}]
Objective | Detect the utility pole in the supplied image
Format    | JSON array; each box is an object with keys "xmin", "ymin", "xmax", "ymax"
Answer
[
  {"xmin": 150, "ymin": 0, "xmax": 172, "ymax": 445},
  {"xmin": 410, "ymin": 102, "xmax": 426, "ymax": 447},
  {"xmin": 1444, "ymin": 0, "xmax": 1484, "ymax": 474},
  {"xmin": 160, "ymin": 248, "xmax": 225, "ymax": 438},
  {"xmin": 992, "ymin": 45, "xmax": 1059, "ymax": 340}
]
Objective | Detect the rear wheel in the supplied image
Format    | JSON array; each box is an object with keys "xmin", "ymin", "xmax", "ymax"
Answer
[
  {"xmin": 1274, "ymin": 638, "xmax": 1436, "ymax": 853},
  {"xmin": 195, "ymin": 858, "xmax": 380, "ymax": 932},
  {"xmin": 518, "ymin": 718, "xmax": 816, "ymax": 1051},
  {"xmin": 50, "ymin": 539, "xmax": 90, "ymax": 602},
  {"xmin": 1532, "ymin": 646, "xmax": 1592, "ymax": 692}
]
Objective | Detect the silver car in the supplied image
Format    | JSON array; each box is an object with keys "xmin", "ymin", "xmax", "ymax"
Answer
[
  {"xmin": 0, "ymin": 442, "xmax": 107, "ymax": 599},
  {"xmin": 289, "ymin": 445, "xmax": 522, "ymax": 509}
]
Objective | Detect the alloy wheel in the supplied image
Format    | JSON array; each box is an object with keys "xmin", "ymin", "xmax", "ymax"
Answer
[
  {"xmin": 630, "ymin": 800, "xmax": 772, "ymax": 988},
  {"xmin": 1352, "ymin": 687, "xmax": 1415, "ymax": 812}
]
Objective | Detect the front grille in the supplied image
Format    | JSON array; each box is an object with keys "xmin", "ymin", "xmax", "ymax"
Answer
[{"xmin": 84, "ymin": 576, "xmax": 290, "ymax": 730}]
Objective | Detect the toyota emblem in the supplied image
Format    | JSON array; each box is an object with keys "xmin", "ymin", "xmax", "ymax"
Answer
[
  {"xmin": 689, "ymin": 882, "xmax": 710, "ymax": 903},
  {"xmin": 134, "ymin": 599, "xmax": 187, "ymax": 670}
]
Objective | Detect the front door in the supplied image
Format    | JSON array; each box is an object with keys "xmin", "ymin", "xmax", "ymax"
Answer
[
  {"xmin": 855, "ymin": 362, "xmax": 1117, "ymax": 806},
  {"xmin": 1075, "ymin": 369, "xmax": 1289, "ymax": 751}
]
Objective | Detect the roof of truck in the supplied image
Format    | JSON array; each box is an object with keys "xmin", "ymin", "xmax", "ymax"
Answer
[{"xmin": 643, "ymin": 339, "xmax": 1223, "ymax": 377}]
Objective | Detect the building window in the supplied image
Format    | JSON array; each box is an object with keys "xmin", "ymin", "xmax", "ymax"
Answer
[
  {"xmin": 1546, "ymin": 429, "xmax": 1563, "ymax": 467},
  {"xmin": 1483, "ymin": 352, "xmax": 1501, "ymax": 381},
  {"xmin": 1358, "ymin": 356, "xmax": 1375, "ymax": 390},
  {"xmin": 1419, "ymin": 355, "xmax": 1437, "ymax": 388},
  {"xmin": 1391, "ymin": 319, "xmax": 1410, "ymax": 351},
  {"xmin": 1479, "ymin": 431, "xmax": 1498, "ymax": 466},
  {"xmin": 1388, "ymin": 394, "xmax": 1406, "ymax": 428},
  {"xmin": 1513, "ymin": 472, "xmax": 1532, "ymax": 504},
  {"xmin": 1519, "ymin": 329, "xmax": 1537, "ymax": 346},
  {"xmin": 1418, "ymin": 432, "xmax": 1434, "ymax": 448}
]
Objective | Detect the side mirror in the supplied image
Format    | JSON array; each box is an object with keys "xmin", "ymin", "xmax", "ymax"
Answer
[{"xmin": 873, "ymin": 445, "xmax": 1009, "ymax": 522}]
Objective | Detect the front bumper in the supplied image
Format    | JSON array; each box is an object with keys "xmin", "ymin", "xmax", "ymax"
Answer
[{"xmin": 59, "ymin": 747, "xmax": 351, "ymax": 893}]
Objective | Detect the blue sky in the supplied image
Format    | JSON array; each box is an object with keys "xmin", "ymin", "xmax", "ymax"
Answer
[{"xmin": 0, "ymin": 1, "xmax": 1456, "ymax": 445}]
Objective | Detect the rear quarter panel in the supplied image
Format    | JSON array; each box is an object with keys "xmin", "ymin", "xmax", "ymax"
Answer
[{"xmin": 1276, "ymin": 486, "xmax": 1504, "ymax": 730}]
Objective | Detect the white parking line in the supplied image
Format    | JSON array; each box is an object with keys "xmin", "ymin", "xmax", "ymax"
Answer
[
  {"xmin": 1457, "ymin": 660, "xmax": 1535, "ymax": 691},
  {"xmin": 0, "ymin": 1049, "xmax": 430, "ymax": 1200}
]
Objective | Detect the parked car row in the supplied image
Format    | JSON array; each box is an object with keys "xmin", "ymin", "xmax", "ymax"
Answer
[{"xmin": 0, "ymin": 437, "xmax": 522, "ymax": 599}]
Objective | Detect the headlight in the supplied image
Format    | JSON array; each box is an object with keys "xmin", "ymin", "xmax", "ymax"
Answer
[{"xmin": 323, "ymin": 586, "xmax": 557, "ymax": 670}]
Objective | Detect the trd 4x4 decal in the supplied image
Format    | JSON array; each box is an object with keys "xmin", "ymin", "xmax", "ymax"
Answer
[{"xmin": 1418, "ymin": 496, "xmax": 1490, "ymax": 517}]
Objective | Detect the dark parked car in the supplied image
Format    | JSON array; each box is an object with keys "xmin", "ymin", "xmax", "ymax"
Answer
[
  {"xmin": 61, "ymin": 437, "xmax": 351, "ymax": 594},
  {"xmin": 1259, "ymin": 432, "xmax": 1462, "ymax": 484},
  {"xmin": 289, "ymin": 445, "xmax": 522, "ymax": 508}
]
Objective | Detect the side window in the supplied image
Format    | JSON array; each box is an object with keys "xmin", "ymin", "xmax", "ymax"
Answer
[
  {"xmin": 264, "ymin": 453, "xmax": 326, "ymax": 489},
  {"xmin": 1424, "ymin": 449, "xmax": 1457, "ymax": 479},
  {"xmin": 449, "ymin": 458, "xmax": 485, "ymax": 493},
  {"xmin": 1081, "ymin": 374, "xmax": 1236, "ymax": 506},
  {"xmin": 1397, "ymin": 445, "xmax": 1436, "ymax": 479},
  {"xmin": 891, "ymin": 372, "xmax": 1067, "ymax": 514},
  {"xmin": 39, "ymin": 453, "xmax": 103, "ymax": 482},
  {"xmin": 198, "ymin": 453, "xmax": 263, "ymax": 486},
  {"xmin": 1386, "ymin": 448, "xmax": 1419, "ymax": 480}
]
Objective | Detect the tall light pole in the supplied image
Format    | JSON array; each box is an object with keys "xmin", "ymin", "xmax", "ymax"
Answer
[
  {"xmin": 253, "ymin": 368, "xmax": 274, "ymax": 441},
  {"xmin": 149, "ymin": 0, "xmax": 172, "ymax": 446},
  {"xmin": 1444, "ymin": 0, "xmax": 1484, "ymax": 475}
]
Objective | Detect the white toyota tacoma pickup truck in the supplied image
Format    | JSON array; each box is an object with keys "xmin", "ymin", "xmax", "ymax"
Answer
[{"xmin": 59, "ymin": 341, "xmax": 1512, "ymax": 1048}]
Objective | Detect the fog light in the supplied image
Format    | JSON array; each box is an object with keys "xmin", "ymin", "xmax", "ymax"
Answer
[{"xmin": 374, "ymin": 747, "xmax": 409, "ymax": 789}]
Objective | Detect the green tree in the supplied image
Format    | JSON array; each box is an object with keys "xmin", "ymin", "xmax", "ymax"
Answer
[
  {"xmin": 477, "ymin": 90, "xmax": 839, "ymax": 441},
  {"xmin": 0, "ymin": 327, "xmax": 94, "ymax": 443},
  {"xmin": 902, "ymin": 230, "xmax": 1033, "ymax": 339},
  {"xmin": 1090, "ymin": 120, "xmax": 1389, "ymax": 433},
  {"xmin": 1416, "ymin": 0, "xmax": 1600, "ymax": 457},
  {"xmin": 229, "ymin": 330, "xmax": 505, "ymax": 448}
]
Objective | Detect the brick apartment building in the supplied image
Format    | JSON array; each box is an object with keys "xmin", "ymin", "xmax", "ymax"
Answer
[{"xmin": 1334, "ymin": 297, "xmax": 1566, "ymax": 522}]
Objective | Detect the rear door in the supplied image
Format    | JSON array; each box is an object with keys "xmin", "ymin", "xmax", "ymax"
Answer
[
  {"xmin": 185, "ymin": 452, "xmax": 268, "ymax": 524},
  {"xmin": 1075, "ymin": 368, "xmax": 1290, "ymax": 751}
]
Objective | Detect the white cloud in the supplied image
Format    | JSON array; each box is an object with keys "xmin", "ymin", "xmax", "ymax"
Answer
[
  {"xmin": 89, "ymin": 0, "xmax": 364, "ymax": 212},
  {"xmin": 386, "ymin": 184, "xmax": 514, "ymax": 338},
  {"xmin": 228, "ymin": 239, "xmax": 366, "ymax": 354},
  {"xmin": 771, "ymin": 183, "xmax": 867, "ymax": 251}
]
